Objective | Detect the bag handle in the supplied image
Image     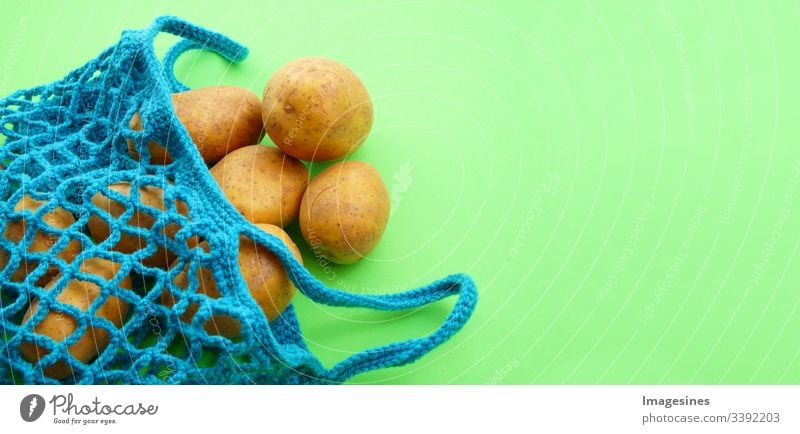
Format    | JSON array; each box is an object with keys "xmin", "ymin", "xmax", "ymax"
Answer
[
  {"xmin": 146, "ymin": 16, "xmax": 249, "ymax": 93},
  {"xmin": 322, "ymin": 273, "xmax": 477, "ymax": 382},
  {"xmin": 245, "ymin": 226, "xmax": 479, "ymax": 383}
]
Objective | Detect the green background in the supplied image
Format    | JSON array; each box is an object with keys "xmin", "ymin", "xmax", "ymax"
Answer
[{"xmin": 2, "ymin": 0, "xmax": 799, "ymax": 384}]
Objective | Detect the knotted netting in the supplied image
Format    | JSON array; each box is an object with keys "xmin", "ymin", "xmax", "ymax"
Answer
[{"xmin": 0, "ymin": 16, "xmax": 477, "ymax": 384}]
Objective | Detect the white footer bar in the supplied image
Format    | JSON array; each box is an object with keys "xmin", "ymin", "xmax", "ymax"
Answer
[{"xmin": 1, "ymin": 386, "xmax": 798, "ymax": 433}]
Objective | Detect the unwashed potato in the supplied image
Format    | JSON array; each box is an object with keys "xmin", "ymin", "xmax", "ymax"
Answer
[
  {"xmin": 299, "ymin": 161, "xmax": 389, "ymax": 264},
  {"xmin": 161, "ymin": 224, "xmax": 302, "ymax": 338},
  {"xmin": 19, "ymin": 257, "xmax": 131, "ymax": 380},
  {"xmin": 87, "ymin": 183, "xmax": 192, "ymax": 269},
  {"xmin": 210, "ymin": 145, "xmax": 308, "ymax": 227},
  {"xmin": 0, "ymin": 195, "xmax": 81, "ymax": 285},
  {"xmin": 263, "ymin": 57, "xmax": 373, "ymax": 162},
  {"xmin": 129, "ymin": 86, "xmax": 264, "ymax": 165}
]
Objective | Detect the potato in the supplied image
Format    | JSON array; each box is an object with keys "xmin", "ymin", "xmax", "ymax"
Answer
[
  {"xmin": 210, "ymin": 145, "xmax": 309, "ymax": 227},
  {"xmin": 263, "ymin": 57, "xmax": 373, "ymax": 162},
  {"xmin": 87, "ymin": 183, "xmax": 191, "ymax": 269},
  {"xmin": 299, "ymin": 161, "xmax": 389, "ymax": 264},
  {"xmin": 161, "ymin": 224, "xmax": 302, "ymax": 338},
  {"xmin": 19, "ymin": 257, "xmax": 131, "ymax": 380},
  {"xmin": 129, "ymin": 86, "xmax": 264, "ymax": 165},
  {"xmin": 0, "ymin": 195, "xmax": 81, "ymax": 285}
]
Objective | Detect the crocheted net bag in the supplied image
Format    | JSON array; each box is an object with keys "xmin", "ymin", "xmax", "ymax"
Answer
[{"xmin": 0, "ymin": 16, "xmax": 477, "ymax": 384}]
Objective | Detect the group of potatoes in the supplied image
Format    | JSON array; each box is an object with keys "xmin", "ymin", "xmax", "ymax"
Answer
[{"xmin": 3, "ymin": 57, "xmax": 390, "ymax": 379}]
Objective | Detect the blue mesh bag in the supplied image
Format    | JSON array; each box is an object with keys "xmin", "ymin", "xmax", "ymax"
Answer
[{"xmin": 0, "ymin": 16, "xmax": 477, "ymax": 384}]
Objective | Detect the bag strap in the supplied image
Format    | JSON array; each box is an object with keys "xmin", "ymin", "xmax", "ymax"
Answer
[
  {"xmin": 162, "ymin": 39, "xmax": 198, "ymax": 92},
  {"xmin": 323, "ymin": 273, "xmax": 478, "ymax": 382},
  {"xmin": 246, "ymin": 226, "xmax": 479, "ymax": 383},
  {"xmin": 146, "ymin": 16, "xmax": 249, "ymax": 93}
]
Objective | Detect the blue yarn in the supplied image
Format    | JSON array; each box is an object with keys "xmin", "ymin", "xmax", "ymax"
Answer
[{"xmin": 0, "ymin": 16, "xmax": 477, "ymax": 384}]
